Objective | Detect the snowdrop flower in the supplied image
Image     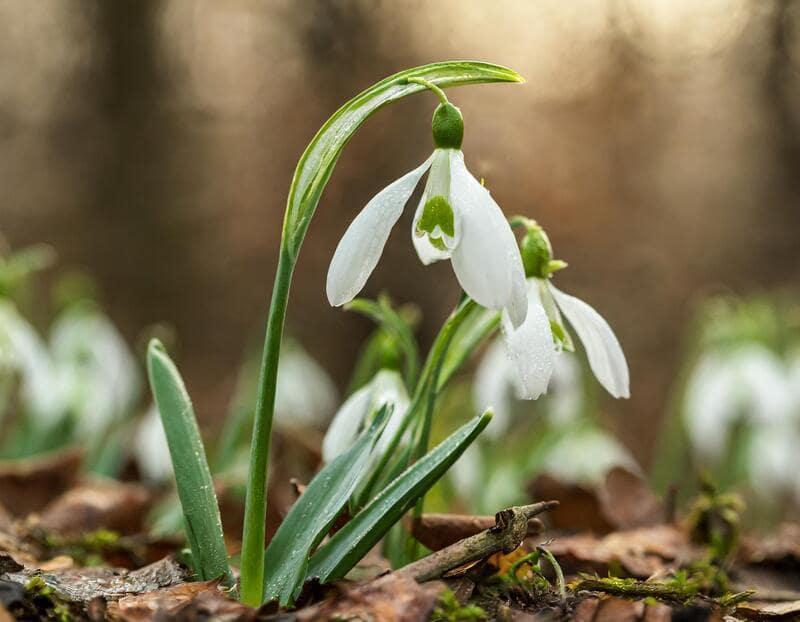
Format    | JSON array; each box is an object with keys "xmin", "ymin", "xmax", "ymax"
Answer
[
  {"xmin": 474, "ymin": 342, "xmax": 583, "ymax": 437},
  {"xmin": 499, "ymin": 220, "xmax": 629, "ymax": 401},
  {"xmin": 50, "ymin": 305, "xmax": 141, "ymax": 438},
  {"xmin": 0, "ymin": 301, "xmax": 61, "ymax": 426},
  {"xmin": 134, "ymin": 404, "xmax": 173, "ymax": 483},
  {"xmin": 541, "ymin": 425, "xmax": 637, "ymax": 484},
  {"xmin": 326, "ymin": 79, "xmax": 527, "ymax": 328},
  {"xmin": 274, "ymin": 339, "xmax": 339, "ymax": 430},
  {"xmin": 322, "ymin": 368, "xmax": 409, "ymax": 463},
  {"xmin": 684, "ymin": 344, "xmax": 793, "ymax": 459},
  {"xmin": 748, "ymin": 422, "xmax": 800, "ymax": 503}
]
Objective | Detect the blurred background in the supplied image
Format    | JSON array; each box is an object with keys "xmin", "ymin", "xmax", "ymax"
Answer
[{"xmin": 2, "ymin": 0, "xmax": 799, "ymax": 471}]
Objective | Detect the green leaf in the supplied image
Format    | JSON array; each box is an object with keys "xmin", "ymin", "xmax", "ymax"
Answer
[
  {"xmin": 345, "ymin": 297, "xmax": 420, "ymax": 386},
  {"xmin": 438, "ymin": 305, "xmax": 500, "ymax": 389},
  {"xmin": 305, "ymin": 411, "xmax": 492, "ymax": 583},
  {"xmin": 262, "ymin": 405, "xmax": 391, "ymax": 606},
  {"xmin": 282, "ymin": 61, "xmax": 524, "ymax": 256},
  {"xmin": 146, "ymin": 339, "xmax": 233, "ymax": 586}
]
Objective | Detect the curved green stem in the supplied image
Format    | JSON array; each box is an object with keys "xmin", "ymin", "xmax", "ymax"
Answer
[
  {"xmin": 240, "ymin": 247, "xmax": 294, "ymax": 605},
  {"xmin": 405, "ymin": 77, "xmax": 449, "ymax": 105}
]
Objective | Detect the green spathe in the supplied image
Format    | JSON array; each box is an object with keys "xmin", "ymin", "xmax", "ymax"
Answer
[{"xmin": 432, "ymin": 102, "xmax": 464, "ymax": 149}]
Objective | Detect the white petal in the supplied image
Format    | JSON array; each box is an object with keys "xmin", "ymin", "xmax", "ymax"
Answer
[
  {"xmin": 326, "ymin": 156, "xmax": 433, "ymax": 306},
  {"xmin": 684, "ymin": 353, "xmax": 739, "ymax": 458},
  {"xmin": 449, "ymin": 151, "xmax": 527, "ymax": 327},
  {"xmin": 473, "ymin": 337, "xmax": 516, "ymax": 437},
  {"xmin": 322, "ymin": 382, "xmax": 373, "ymax": 462},
  {"xmin": 545, "ymin": 354, "xmax": 584, "ymax": 426},
  {"xmin": 549, "ymin": 284, "xmax": 630, "ymax": 399},
  {"xmin": 501, "ymin": 281, "xmax": 555, "ymax": 400},
  {"xmin": 411, "ymin": 222, "xmax": 452, "ymax": 265},
  {"xmin": 134, "ymin": 405, "xmax": 173, "ymax": 483},
  {"xmin": 542, "ymin": 425, "xmax": 637, "ymax": 484},
  {"xmin": 274, "ymin": 339, "xmax": 339, "ymax": 429},
  {"xmin": 733, "ymin": 345, "xmax": 793, "ymax": 425}
]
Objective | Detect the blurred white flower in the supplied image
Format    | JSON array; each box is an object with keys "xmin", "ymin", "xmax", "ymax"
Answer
[
  {"xmin": 322, "ymin": 369, "xmax": 409, "ymax": 463},
  {"xmin": 0, "ymin": 301, "xmax": 61, "ymax": 426},
  {"xmin": 541, "ymin": 426, "xmax": 637, "ymax": 484},
  {"xmin": 747, "ymin": 422, "xmax": 800, "ymax": 502},
  {"xmin": 326, "ymin": 102, "xmax": 527, "ymax": 328},
  {"xmin": 50, "ymin": 307, "xmax": 141, "ymax": 438},
  {"xmin": 134, "ymin": 404, "xmax": 173, "ymax": 483},
  {"xmin": 684, "ymin": 344, "xmax": 793, "ymax": 459},
  {"xmin": 474, "ymin": 343, "xmax": 583, "ymax": 437},
  {"xmin": 274, "ymin": 340, "xmax": 339, "ymax": 430}
]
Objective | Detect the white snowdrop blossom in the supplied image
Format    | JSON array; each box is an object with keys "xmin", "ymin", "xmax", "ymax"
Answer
[
  {"xmin": 322, "ymin": 369, "xmax": 409, "ymax": 463},
  {"xmin": 51, "ymin": 306, "xmax": 141, "ymax": 438},
  {"xmin": 326, "ymin": 94, "xmax": 527, "ymax": 328},
  {"xmin": 498, "ymin": 223, "xmax": 629, "ymax": 401},
  {"xmin": 274, "ymin": 340, "xmax": 338, "ymax": 430},
  {"xmin": 541, "ymin": 425, "xmax": 637, "ymax": 484},
  {"xmin": 748, "ymin": 422, "xmax": 800, "ymax": 503},
  {"xmin": 474, "ymin": 343, "xmax": 583, "ymax": 437},
  {"xmin": 684, "ymin": 344, "xmax": 794, "ymax": 459},
  {"xmin": 0, "ymin": 301, "xmax": 61, "ymax": 426},
  {"xmin": 134, "ymin": 404, "xmax": 173, "ymax": 483}
]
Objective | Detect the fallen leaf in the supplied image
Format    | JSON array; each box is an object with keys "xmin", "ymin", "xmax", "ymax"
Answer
[
  {"xmin": 548, "ymin": 525, "xmax": 701, "ymax": 578},
  {"xmin": 529, "ymin": 467, "xmax": 663, "ymax": 535},
  {"xmin": 0, "ymin": 449, "xmax": 82, "ymax": 517},
  {"xmin": 736, "ymin": 599, "xmax": 800, "ymax": 620},
  {"xmin": 740, "ymin": 524, "xmax": 800, "ymax": 566},
  {"xmin": 37, "ymin": 478, "xmax": 151, "ymax": 536},
  {"xmin": 292, "ymin": 573, "xmax": 445, "ymax": 622},
  {"xmin": 106, "ymin": 580, "xmax": 233, "ymax": 621}
]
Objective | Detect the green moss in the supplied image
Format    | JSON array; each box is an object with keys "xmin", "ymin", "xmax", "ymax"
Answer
[{"xmin": 431, "ymin": 590, "xmax": 487, "ymax": 621}]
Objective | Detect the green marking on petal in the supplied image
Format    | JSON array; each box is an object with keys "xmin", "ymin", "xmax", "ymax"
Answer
[{"xmin": 417, "ymin": 195, "xmax": 455, "ymax": 239}]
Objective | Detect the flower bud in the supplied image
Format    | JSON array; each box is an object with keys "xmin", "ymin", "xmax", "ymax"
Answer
[{"xmin": 520, "ymin": 224, "xmax": 553, "ymax": 279}]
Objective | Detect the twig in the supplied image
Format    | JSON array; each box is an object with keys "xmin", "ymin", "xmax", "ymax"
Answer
[{"xmin": 398, "ymin": 501, "xmax": 558, "ymax": 582}]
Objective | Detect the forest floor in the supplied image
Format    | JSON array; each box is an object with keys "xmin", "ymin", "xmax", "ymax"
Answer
[{"xmin": 0, "ymin": 448, "xmax": 797, "ymax": 621}]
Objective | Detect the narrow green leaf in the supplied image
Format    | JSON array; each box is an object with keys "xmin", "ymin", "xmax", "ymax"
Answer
[
  {"xmin": 305, "ymin": 411, "xmax": 492, "ymax": 583},
  {"xmin": 263, "ymin": 405, "xmax": 390, "ymax": 606},
  {"xmin": 282, "ymin": 61, "xmax": 524, "ymax": 255},
  {"xmin": 146, "ymin": 339, "xmax": 233, "ymax": 586},
  {"xmin": 438, "ymin": 306, "xmax": 500, "ymax": 389}
]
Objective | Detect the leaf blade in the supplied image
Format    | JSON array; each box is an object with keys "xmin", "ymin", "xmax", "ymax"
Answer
[
  {"xmin": 146, "ymin": 339, "xmax": 233, "ymax": 586},
  {"xmin": 305, "ymin": 411, "xmax": 492, "ymax": 583},
  {"xmin": 262, "ymin": 405, "xmax": 390, "ymax": 606}
]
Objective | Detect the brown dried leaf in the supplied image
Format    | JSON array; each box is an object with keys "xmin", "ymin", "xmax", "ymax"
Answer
[
  {"xmin": 413, "ymin": 513, "xmax": 543, "ymax": 552},
  {"xmin": 292, "ymin": 573, "xmax": 445, "ymax": 622},
  {"xmin": 105, "ymin": 579, "xmax": 242, "ymax": 621},
  {"xmin": 548, "ymin": 525, "xmax": 701, "ymax": 578},
  {"xmin": 572, "ymin": 596, "xmax": 673, "ymax": 622},
  {"xmin": 37, "ymin": 478, "xmax": 151, "ymax": 536},
  {"xmin": 529, "ymin": 467, "xmax": 663, "ymax": 535},
  {"xmin": 0, "ymin": 448, "xmax": 82, "ymax": 517},
  {"xmin": 740, "ymin": 523, "xmax": 800, "ymax": 566},
  {"xmin": 735, "ymin": 599, "xmax": 800, "ymax": 620}
]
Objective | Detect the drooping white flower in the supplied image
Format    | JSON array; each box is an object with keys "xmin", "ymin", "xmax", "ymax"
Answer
[
  {"xmin": 322, "ymin": 369, "xmax": 409, "ymax": 463},
  {"xmin": 50, "ymin": 306, "xmax": 141, "ymax": 438},
  {"xmin": 748, "ymin": 421, "xmax": 800, "ymax": 502},
  {"xmin": 497, "ymin": 223, "xmax": 629, "ymax": 401},
  {"xmin": 541, "ymin": 425, "xmax": 637, "ymax": 484},
  {"xmin": 0, "ymin": 300, "xmax": 61, "ymax": 426},
  {"xmin": 274, "ymin": 339, "xmax": 339, "ymax": 430},
  {"xmin": 326, "ymin": 95, "xmax": 527, "ymax": 327},
  {"xmin": 134, "ymin": 404, "xmax": 173, "ymax": 483},
  {"xmin": 684, "ymin": 344, "xmax": 793, "ymax": 459},
  {"xmin": 474, "ymin": 342, "xmax": 583, "ymax": 437}
]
